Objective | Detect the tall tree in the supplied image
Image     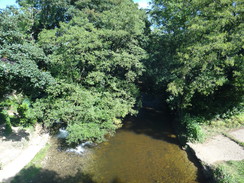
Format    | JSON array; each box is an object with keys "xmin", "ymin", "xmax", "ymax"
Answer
[
  {"xmin": 17, "ymin": 0, "xmax": 72, "ymax": 39},
  {"xmin": 33, "ymin": 0, "xmax": 148, "ymax": 143},
  {"xmin": 0, "ymin": 7, "xmax": 55, "ymax": 97},
  {"xmin": 150, "ymin": 0, "xmax": 244, "ymax": 112}
]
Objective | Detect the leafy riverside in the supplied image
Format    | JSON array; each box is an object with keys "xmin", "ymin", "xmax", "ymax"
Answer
[
  {"xmin": 0, "ymin": 0, "xmax": 243, "ymax": 182},
  {"xmin": 1, "ymin": 0, "xmax": 147, "ymax": 144},
  {"xmin": 11, "ymin": 96, "xmax": 206, "ymax": 183}
]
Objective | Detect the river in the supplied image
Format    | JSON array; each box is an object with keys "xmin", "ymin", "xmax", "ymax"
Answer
[{"xmin": 15, "ymin": 96, "xmax": 206, "ymax": 183}]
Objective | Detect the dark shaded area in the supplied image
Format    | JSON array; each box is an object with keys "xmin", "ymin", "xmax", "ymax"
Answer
[
  {"xmin": 123, "ymin": 94, "xmax": 178, "ymax": 145},
  {"xmin": 0, "ymin": 125, "xmax": 29, "ymax": 141},
  {"xmin": 123, "ymin": 107, "xmax": 179, "ymax": 145},
  {"xmin": 185, "ymin": 147, "xmax": 211, "ymax": 183},
  {"xmin": 9, "ymin": 166, "xmax": 127, "ymax": 183},
  {"xmin": 10, "ymin": 166, "xmax": 95, "ymax": 183},
  {"xmin": 7, "ymin": 94, "xmax": 207, "ymax": 183},
  {"xmin": 122, "ymin": 94, "xmax": 207, "ymax": 183},
  {"xmin": 4, "ymin": 129, "xmax": 30, "ymax": 141},
  {"xmin": 189, "ymin": 84, "xmax": 243, "ymax": 120}
]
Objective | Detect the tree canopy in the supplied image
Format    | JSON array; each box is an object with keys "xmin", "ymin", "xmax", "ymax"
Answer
[
  {"xmin": 149, "ymin": 0, "xmax": 244, "ymax": 110},
  {"xmin": 0, "ymin": 0, "xmax": 147, "ymax": 144},
  {"xmin": 0, "ymin": 0, "xmax": 243, "ymax": 144}
]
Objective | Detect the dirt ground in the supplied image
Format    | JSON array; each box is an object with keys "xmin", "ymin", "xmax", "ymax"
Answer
[
  {"xmin": 0, "ymin": 124, "xmax": 49, "ymax": 183},
  {"xmin": 188, "ymin": 128, "xmax": 244, "ymax": 165}
]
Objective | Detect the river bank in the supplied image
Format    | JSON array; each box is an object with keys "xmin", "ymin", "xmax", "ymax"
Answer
[
  {"xmin": 2, "ymin": 95, "xmax": 242, "ymax": 183},
  {"xmin": 0, "ymin": 124, "xmax": 49, "ymax": 183},
  {"xmin": 2, "ymin": 97, "xmax": 207, "ymax": 183},
  {"xmin": 187, "ymin": 128, "xmax": 244, "ymax": 182}
]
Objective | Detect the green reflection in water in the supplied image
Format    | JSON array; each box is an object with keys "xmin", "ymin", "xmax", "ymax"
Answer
[
  {"xmin": 83, "ymin": 108, "xmax": 199, "ymax": 183},
  {"xmin": 38, "ymin": 107, "xmax": 203, "ymax": 183}
]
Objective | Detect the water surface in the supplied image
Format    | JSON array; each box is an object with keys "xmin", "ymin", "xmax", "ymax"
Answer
[
  {"xmin": 82, "ymin": 107, "xmax": 201, "ymax": 183},
  {"xmin": 23, "ymin": 99, "xmax": 204, "ymax": 183}
]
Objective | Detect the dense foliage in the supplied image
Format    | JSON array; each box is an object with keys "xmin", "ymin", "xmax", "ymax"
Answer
[
  {"xmin": 150, "ymin": 0, "xmax": 243, "ymax": 109},
  {"xmin": 0, "ymin": 7, "xmax": 55, "ymax": 97},
  {"xmin": 33, "ymin": 82, "xmax": 138, "ymax": 143},
  {"xmin": 146, "ymin": 0, "xmax": 244, "ymax": 141},
  {"xmin": 0, "ymin": 0, "xmax": 243, "ymax": 144},
  {"xmin": 0, "ymin": 0, "xmax": 147, "ymax": 144}
]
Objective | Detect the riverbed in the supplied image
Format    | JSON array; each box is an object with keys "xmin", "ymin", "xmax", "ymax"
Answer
[{"xmin": 13, "ymin": 97, "xmax": 205, "ymax": 183}]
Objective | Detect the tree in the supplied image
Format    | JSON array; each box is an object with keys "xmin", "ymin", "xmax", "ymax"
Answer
[
  {"xmin": 33, "ymin": 0, "xmax": 148, "ymax": 143},
  {"xmin": 150, "ymin": 0, "xmax": 244, "ymax": 112},
  {"xmin": 0, "ymin": 7, "xmax": 55, "ymax": 97},
  {"xmin": 17, "ymin": 0, "xmax": 72, "ymax": 39}
]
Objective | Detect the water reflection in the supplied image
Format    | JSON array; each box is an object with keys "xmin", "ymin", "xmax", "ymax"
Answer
[
  {"xmin": 83, "ymin": 107, "xmax": 200, "ymax": 183},
  {"xmin": 14, "ymin": 96, "xmax": 206, "ymax": 183}
]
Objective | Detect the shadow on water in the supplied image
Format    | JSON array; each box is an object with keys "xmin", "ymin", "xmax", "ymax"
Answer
[
  {"xmin": 9, "ymin": 166, "xmax": 126, "ymax": 183},
  {"xmin": 123, "ymin": 106, "xmax": 179, "ymax": 146},
  {"xmin": 122, "ymin": 94, "xmax": 179, "ymax": 146},
  {"xmin": 9, "ymin": 166, "xmax": 95, "ymax": 183},
  {"xmin": 121, "ymin": 95, "xmax": 207, "ymax": 183},
  {"xmin": 8, "ymin": 94, "xmax": 208, "ymax": 183},
  {"xmin": 185, "ymin": 149, "xmax": 208, "ymax": 183}
]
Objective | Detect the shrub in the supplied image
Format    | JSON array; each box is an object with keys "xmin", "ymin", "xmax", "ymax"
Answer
[
  {"xmin": 213, "ymin": 165, "xmax": 233, "ymax": 183},
  {"xmin": 33, "ymin": 82, "xmax": 137, "ymax": 144},
  {"xmin": 17, "ymin": 99, "xmax": 36, "ymax": 127},
  {"xmin": 0, "ymin": 110, "xmax": 5, "ymax": 125},
  {"xmin": 0, "ymin": 110, "xmax": 12, "ymax": 135},
  {"xmin": 213, "ymin": 161, "xmax": 244, "ymax": 183},
  {"xmin": 0, "ymin": 95, "xmax": 36, "ymax": 127},
  {"xmin": 182, "ymin": 114, "xmax": 205, "ymax": 142},
  {"xmin": 5, "ymin": 115, "xmax": 12, "ymax": 135}
]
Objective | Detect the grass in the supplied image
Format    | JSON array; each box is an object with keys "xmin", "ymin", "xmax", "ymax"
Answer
[
  {"xmin": 11, "ymin": 143, "xmax": 50, "ymax": 183},
  {"xmin": 213, "ymin": 160, "xmax": 244, "ymax": 183},
  {"xmin": 201, "ymin": 111, "xmax": 244, "ymax": 141},
  {"xmin": 222, "ymin": 132, "xmax": 244, "ymax": 148}
]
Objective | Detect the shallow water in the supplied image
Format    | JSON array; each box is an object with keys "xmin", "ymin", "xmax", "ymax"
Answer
[
  {"xmin": 83, "ymin": 107, "xmax": 202, "ymax": 183},
  {"xmin": 27, "ymin": 100, "xmax": 205, "ymax": 183}
]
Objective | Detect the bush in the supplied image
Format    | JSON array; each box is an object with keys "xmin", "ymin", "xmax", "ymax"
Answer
[
  {"xmin": 0, "ymin": 110, "xmax": 5, "ymax": 125},
  {"xmin": 33, "ymin": 82, "xmax": 137, "ymax": 144},
  {"xmin": 0, "ymin": 95, "xmax": 36, "ymax": 127},
  {"xmin": 213, "ymin": 165, "xmax": 233, "ymax": 183},
  {"xmin": 213, "ymin": 161, "xmax": 244, "ymax": 183},
  {"xmin": 0, "ymin": 110, "xmax": 12, "ymax": 135},
  {"xmin": 17, "ymin": 99, "xmax": 36, "ymax": 127},
  {"xmin": 5, "ymin": 115, "xmax": 12, "ymax": 135},
  {"xmin": 182, "ymin": 114, "xmax": 205, "ymax": 142}
]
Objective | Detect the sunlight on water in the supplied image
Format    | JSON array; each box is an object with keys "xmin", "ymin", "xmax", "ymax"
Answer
[
  {"xmin": 83, "ymin": 128, "xmax": 198, "ymax": 183},
  {"xmin": 38, "ymin": 105, "xmax": 204, "ymax": 183}
]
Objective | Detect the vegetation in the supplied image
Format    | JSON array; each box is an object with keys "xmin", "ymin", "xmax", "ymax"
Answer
[
  {"xmin": 0, "ymin": 1, "xmax": 243, "ymax": 183},
  {"xmin": 0, "ymin": 0, "xmax": 147, "ymax": 144},
  {"xmin": 148, "ymin": 0, "xmax": 244, "ymax": 142},
  {"xmin": 213, "ymin": 160, "xmax": 244, "ymax": 183},
  {"xmin": 0, "ymin": 0, "xmax": 243, "ymax": 144},
  {"xmin": 0, "ymin": 110, "xmax": 12, "ymax": 135}
]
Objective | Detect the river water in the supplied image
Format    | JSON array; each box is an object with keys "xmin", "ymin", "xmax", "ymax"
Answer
[{"xmin": 22, "ymin": 97, "xmax": 205, "ymax": 183}]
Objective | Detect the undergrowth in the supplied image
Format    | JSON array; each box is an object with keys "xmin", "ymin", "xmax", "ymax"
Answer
[{"xmin": 213, "ymin": 160, "xmax": 244, "ymax": 183}]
